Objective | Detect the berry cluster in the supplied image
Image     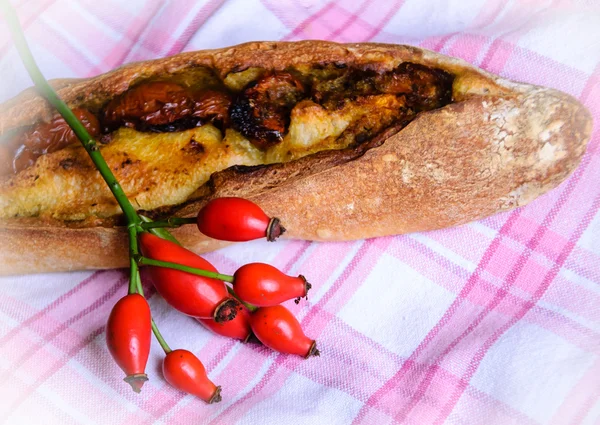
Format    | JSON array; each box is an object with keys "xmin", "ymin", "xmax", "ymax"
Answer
[{"xmin": 106, "ymin": 197, "xmax": 317, "ymax": 404}]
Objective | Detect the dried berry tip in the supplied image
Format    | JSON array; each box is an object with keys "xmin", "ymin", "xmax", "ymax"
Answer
[
  {"xmin": 300, "ymin": 275, "xmax": 311, "ymax": 297},
  {"xmin": 123, "ymin": 373, "xmax": 149, "ymax": 393},
  {"xmin": 214, "ymin": 298, "xmax": 240, "ymax": 323},
  {"xmin": 208, "ymin": 386, "xmax": 222, "ymax": 404},
  {"xmin": 294, "ymin": 275, "xmax": 311, "ymax": 303},
  {"xmin": 305, "ymin": 341, "xmax": 320, "ymax": 359},
  {"xmin": 266, "ymin": 218, "xmax": 285, "ymax": 242}
]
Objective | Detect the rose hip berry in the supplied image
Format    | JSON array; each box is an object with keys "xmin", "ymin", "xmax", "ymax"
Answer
[
  {"xmin": 163, "ymin": 349, "xmax": 222, "ymax": 404},
  {"xmin": 233, "ymin": 263, "xmax": 311, "ymax": 307},
  {"xmin": 105, "ymin": 294, "xmax": 152, "ymax": 393},
  {"xmin": 250, "ymin": 305, "xmax": 319, "ymax": 358},
  {"xmin": 197, "ymin": 304, "xmax": 253, "ymax": 342},
  {"xmin": 139, "ymin": 232, "xmax": 239, "ymax": 322},
  {"xmin": 196, "ymin": 197, "xmax": 285, "ymax": 242}
]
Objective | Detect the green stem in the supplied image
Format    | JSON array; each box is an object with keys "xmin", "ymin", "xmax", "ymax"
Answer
[
  {"xmin": 139, "ymin": 215, "xmax": 181, "ymax": 246},
  {"xmin": 151, "ymin": 319, "xmax": 172, "ymax": 354},
  {"xmin": 226, "ymin": 285, "xmax": 257, "ymax": 312},
  {"xmin": 128, "ymin": 225, "xmax": 141, "ymax": 294},
  {"xmin": 135, "ymin": 276, "xmax": 171, "ymax": 354},
  {"xmin": 3, "ymin": 1, "xmax": 139, "ymax": 226},
  {"xmin": 137, "ymin": 256, "xmax": 235, "ymax": 283},
  {"xmin": 128, "ymin": 257, "xmax": 138, "ymax": 294},
  {"xmin": 141, "ymin": 217, "xmax": 197, "ymax": 229}
]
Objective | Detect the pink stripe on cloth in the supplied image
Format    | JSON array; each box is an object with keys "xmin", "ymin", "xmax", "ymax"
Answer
[
  {"xmin": 0, "ymin": 271, "xmax": 103, "ymax": 346},
  {"xmin": 32, "ymin": 21, "xmax": 98, "ymax": 75},
  {"xmin": 3, "ymin": 325, "xmax": 107, "ymax": 420},
  {"xmin": 280, "ymin": 0, "xmax": 405, "ymax": 42},
  {"xmin": 282, "ymin": 2, "xmax": 340, "ymax": 41},
  {"xmin": 0, "ymin": 0, "xmax": 56, "ymax": 54},
  {"xmin": 292, "ymin": 314, "xmax": 404, "ymax": 397},
  {"xmin": 395, "ymin": 236, "xmax": 600, "ymax": 354},
  {"xmin": 327, "ymin": 0, "xmax": 380, "ymax": 43},
  {"xmin": 479, "ymin": 38, "xmax": 516, "ymax": 73},
  {"xmin": 455, "ymin": 386, "xmax": 541, "ymax": 425},
  {"xmin": 302, "ymin": 238, "xmax": 391, "ymax": 321},
  {"xmin": 446, "ymin": 34, "xmax": 490, "ymax": 64},
  {"xmin": 165, "ymin": 0, "xmax": 226, "ymax": 55},
  {"xmin": 1, "ymin": 274, "xmax": 128, "ymax": 414},
  {"xmin": 82, "ymin": 0, "xmax": 162, "ymax": 73},
  {"xmin": 3, "ymin": 289, "xmax": 159, "ymax": 424},
  {"xmin": 2, "ymin": 378, "xmax": 81, "ymax": 425},
  {"xmin": 360, "ymin": 0, "xmax": 406, "ymax": 40},
  {"xmin": 311, "ymin": 238, "xmax": 394, "ymax": 315},
  {"xmin": 207, "ymin": 355, "xmax": 293, "ymax": 424},
  {"xmin": 260, "ymin": 0, "xmax": 317, "ymax": 30}
]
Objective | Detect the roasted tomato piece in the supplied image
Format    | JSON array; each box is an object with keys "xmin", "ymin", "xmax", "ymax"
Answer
[
  {"xmin": 192, "ymin": 90, "xmax": 232, "ymax": 127},
  {"xmin": 230, "ymin": 72, "xmax": 306, "ymax": 150},
  {"xmin": 102, "ymin": 82, "xmax": 194, "ymax": 131},
  {"xmin": 11, "ymin": 108, "xmax": 100, "ymax": 173},
  {"xmin": 374, "ymin": 62, "xmax": 454, "ymax": 109}
]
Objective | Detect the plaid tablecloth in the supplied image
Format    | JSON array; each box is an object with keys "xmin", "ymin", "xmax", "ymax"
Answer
[{"xmin": 0, "ymin": 1, "xmax": 599, "ymax": 424}]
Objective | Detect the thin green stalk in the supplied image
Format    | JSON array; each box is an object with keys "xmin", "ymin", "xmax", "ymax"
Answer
[
  {"xmin": 128, "ymin": 258, "xmax": 139, "ymax": 294},
  {"xmin": 2, "ymin": 0, "xmax": 139, "ymax": 226},
  {"xmin": 151, "ymin": 320, "xmax": 171, "ymax": 354},
  {"xmin": 226, "ymin": 285, "xmax": 257, "ymax": 312},
  {"xmin": 137, "ymin": 256, "xmax": 235, "ymax": 283},
  {"xmin": 135, "ymin": 277, "xmax": 171, "ymax": 354},
  {"xmin": 128, "ymin": 225, "xmax": 141, "ymax": 294},
  {"xmin": 139, "ymin": 215, "xmax": 181, "ymax": 246},
  {"xmin": 141, "ymin": 217, "xmax": 197, "ymax": 229}
]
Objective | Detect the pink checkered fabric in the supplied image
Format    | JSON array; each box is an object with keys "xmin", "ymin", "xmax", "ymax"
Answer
[{"xmin": 0, "ymin": 0, "xmax": 599, "ymax": 424}]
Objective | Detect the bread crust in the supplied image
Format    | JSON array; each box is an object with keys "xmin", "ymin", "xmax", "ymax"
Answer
[{"xmin": 0, "ymin": 41, "xmax": 592, "ymax": 275}]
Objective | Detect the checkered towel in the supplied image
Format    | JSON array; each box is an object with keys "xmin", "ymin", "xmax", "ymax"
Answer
[{"xmin": 0, "ymin": 0, "xmax": 598, "ymax": 424}]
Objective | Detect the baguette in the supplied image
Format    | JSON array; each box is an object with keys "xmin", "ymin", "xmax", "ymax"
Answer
[{"xmin": 0, "ymin": 41, "xmax": 592, "ymax": 275}]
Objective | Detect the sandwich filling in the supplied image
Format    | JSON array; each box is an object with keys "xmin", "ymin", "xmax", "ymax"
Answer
[{"xmin": 0, "ymin": 62, "xmax": 454, "ymax": 222}]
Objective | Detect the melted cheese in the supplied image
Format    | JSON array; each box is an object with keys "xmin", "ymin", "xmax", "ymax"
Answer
[
  {"xmin": 0, "ymin": 94, "xmax": 406, "ymax": 220},
  {"xmin": 267, "ymin": 94, "xmax": 406, "ymax": 163},
  {"xmin": 0, "ymin": 125, "xmax": 264, "ymax": 220}
]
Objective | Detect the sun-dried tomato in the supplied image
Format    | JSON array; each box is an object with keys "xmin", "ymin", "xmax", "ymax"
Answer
[{"xmin": 230, "ymin": 73, "xmax": 306, "ymax": 149}]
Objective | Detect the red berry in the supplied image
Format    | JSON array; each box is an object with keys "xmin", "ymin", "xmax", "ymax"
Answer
[
  {"xmin": 139, "ymin": 232, "xmax": 238, "ymax": 322},
  {"xmin": 163, "ymin": 349, "xmax": 221, "ymax": 403},
  {"xmin": 197, "ymin": 304, "xmax": 252, "ymax": 342},
  {"xmin": 196, "ymin": 197, "xmax": 285, "ymax": 242},
  {"xmin": 249, "ymin": 305, "xmax": 319, "ymax": 358},
  {"xmin": 233, "ymin": 263, "xmax": 311, "ymax": 307},
  {"xmin": 106, "ymin": 294, "xmax": 151, "ymax": 393}
]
